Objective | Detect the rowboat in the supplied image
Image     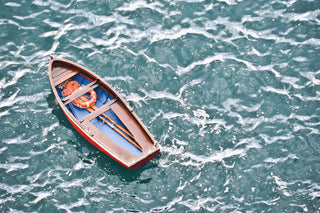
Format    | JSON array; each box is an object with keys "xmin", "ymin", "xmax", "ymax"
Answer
[{"xmin": 48, "ymin": 56, "xmax": 160, "ymax": 170}]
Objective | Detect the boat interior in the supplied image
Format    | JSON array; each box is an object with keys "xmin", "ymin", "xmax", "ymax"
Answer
[{"xmin": 52, "ymin": 64, "xmax": 143, "ymax": 156}]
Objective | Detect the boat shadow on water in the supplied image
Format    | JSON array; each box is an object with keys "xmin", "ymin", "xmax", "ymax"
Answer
[
  {"xmin": 47, "ymin": 93, "xmax": 159, "ymax": 182},
  {"xmin": 47, "ymin": 93, "xmax": 73, "ymax": 129}
]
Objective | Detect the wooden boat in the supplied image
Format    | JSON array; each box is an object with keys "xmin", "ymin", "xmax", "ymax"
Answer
[{"xmin": 48, "ymin": 56, "xmax": 160, "ymax": 170}]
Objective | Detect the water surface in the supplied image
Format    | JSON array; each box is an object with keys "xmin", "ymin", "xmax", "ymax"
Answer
[{"xmin": 1, "ymin": 0, "xmax": 320, "ymax": 212}]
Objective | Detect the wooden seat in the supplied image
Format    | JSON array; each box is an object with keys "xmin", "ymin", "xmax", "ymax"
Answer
[
  {"xmin": 79, "ymin": 99, "xmax": 118, "ymax": 123},
  {"xmin": 62, "ymin": 80, "xmax": 99, "ymax": 105}
]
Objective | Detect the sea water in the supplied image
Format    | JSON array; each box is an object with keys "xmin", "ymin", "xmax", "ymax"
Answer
[{"xmin": 0, "ymin": 0, "xmax": 320, "ymax": 212}]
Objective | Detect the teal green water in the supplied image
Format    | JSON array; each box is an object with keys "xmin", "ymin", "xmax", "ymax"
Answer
[{"xmin": 1, "ymin": 0, "xmax": 320, "ymax": 212}]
